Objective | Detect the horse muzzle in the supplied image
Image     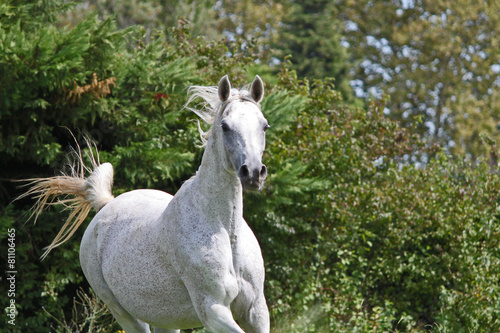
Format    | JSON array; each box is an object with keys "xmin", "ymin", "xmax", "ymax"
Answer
[{"xmin": 238, "ymin": 163, "xmax": 267, "ymax": 191}]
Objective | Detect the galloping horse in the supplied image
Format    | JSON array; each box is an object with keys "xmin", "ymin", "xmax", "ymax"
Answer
[{"xmin": 24, "ymin": 75, "xmax": 270, "ymax": 332}]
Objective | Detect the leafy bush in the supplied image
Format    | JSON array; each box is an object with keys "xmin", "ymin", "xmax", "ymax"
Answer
[{"xmin": 247, "ymin": 66, "xmax": 500, "ymax": 331}]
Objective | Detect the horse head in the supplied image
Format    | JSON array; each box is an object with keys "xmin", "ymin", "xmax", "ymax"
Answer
[{"xmin": 216, "ymin": 75, "xmax": 269, "ymax": 190}]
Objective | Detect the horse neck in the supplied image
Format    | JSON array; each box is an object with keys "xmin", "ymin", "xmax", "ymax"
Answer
[{"xmin": 191, "ymin": 134, "xmax": 243, "ymax": 233}]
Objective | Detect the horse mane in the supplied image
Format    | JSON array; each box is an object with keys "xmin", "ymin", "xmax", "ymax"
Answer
[{"xmin": 185, "ymin": 84, "xmax": 258, "ymax": 147}]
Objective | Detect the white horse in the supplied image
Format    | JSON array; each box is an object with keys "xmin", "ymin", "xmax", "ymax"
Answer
[{"xmin": 24, "ymin": 75, "xmax": 270, "ymax": 332}]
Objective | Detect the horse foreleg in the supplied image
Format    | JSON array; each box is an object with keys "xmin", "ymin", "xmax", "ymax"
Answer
[
  {"xmin": 199, "ymin": 301, "xmax": 246, "ymax": 333},
  {"xmin": 182, "ymin": 278, "xmax": 245, "ymax": 333},
  {"xmin": 238, "ymin": 297, "xmax": 270, "ymax": 333}
]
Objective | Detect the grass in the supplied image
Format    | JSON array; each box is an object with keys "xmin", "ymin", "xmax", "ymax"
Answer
[{"xmin": 44, "ymin": 288, "xmax": 119, "ymax": 333}]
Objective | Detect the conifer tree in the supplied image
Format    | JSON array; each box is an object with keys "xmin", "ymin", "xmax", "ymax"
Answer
[
  {"xmin": 272, "ymin": 0, "xmax": 353, "ymax": 100},
  {"xmin": 0, "ymin": 1, "xmax": 197, "ymax": 329}
]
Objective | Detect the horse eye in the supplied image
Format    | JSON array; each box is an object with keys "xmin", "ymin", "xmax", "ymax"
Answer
[
  {"xmin": 221, "ymin": 122, "xmax": 230, "ymax": 132},
  {"xmin": 264, "ymin": 124, "xmax": 271, "ymax": 132}
]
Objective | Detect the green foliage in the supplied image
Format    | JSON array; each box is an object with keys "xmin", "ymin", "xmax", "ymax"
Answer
[
  {"xmin": 247, "ymin": 65, "xmax": 500, "ymax": 332},
  {"xmin": 339, "ymin": 0, "xmax": 500, "ymax": 159},
  {"xmin": 272, "ymin": 0, "xmax": 352, "ymax": 100},
  {"xmin": 0, "ymin": 0, "xmax": 198, "ymax": 330}
]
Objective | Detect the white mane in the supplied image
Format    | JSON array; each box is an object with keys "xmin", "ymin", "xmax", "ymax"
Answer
[{"xmin": 185, "ymin": 84, "xmax": 258, "ymax": 146}]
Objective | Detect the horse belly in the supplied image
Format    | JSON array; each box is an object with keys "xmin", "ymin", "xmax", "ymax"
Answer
[{"xmin": 104, "ymin": 255, "xmax": 201, "ymax": 329}]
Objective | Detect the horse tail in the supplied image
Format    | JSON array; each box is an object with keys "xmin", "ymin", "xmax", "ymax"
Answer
[{"xmin": 20, "ymin": 153, "xmax": 114, "ymax": 260}]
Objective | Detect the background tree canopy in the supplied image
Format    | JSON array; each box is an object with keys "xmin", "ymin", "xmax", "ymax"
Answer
[
  {"xmin": 339, "ymin": 0, "xmax": 500, "ymax": 160},
  {"xmin": 1, "ymin": 1, "xmax": 500, "ymax": 332}
]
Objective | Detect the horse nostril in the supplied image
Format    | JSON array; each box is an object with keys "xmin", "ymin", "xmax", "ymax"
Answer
[
  {"xmin": 239, "ymin": 164, "xmax": 249, "ymax": 178},
  {"xmin": 260, "ymin": 165, "xmax": 267, "ymax": 178}
]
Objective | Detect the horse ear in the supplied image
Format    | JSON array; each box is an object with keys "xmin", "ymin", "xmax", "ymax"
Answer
[
  {"xmin": 218, "ymin": 75, "xmax": 231, "ymax": 102},
  {"xmin": 251, "ymin": 75, "xmax": 264, "ymax": 103}
]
